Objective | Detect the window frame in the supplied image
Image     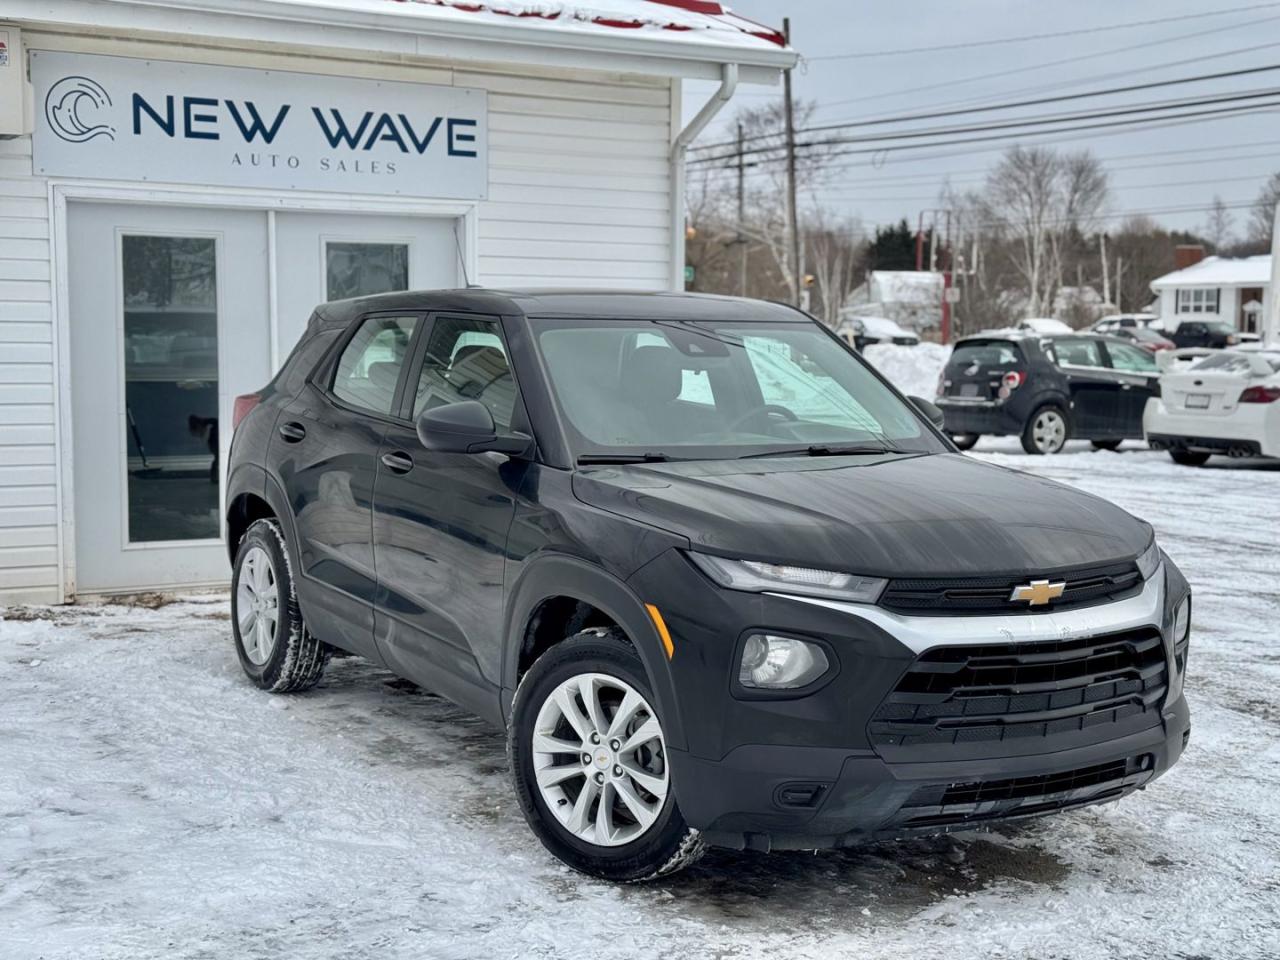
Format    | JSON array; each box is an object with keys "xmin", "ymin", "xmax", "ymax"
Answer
[
  {"xmin": 1175, "ymin": 288, "xmax": 1220, "ymax": 314},
  {"xmin": 1047, "ymin": 336, "xmax": 1107, "ymax": 371},
  {"xmin": 321, "ymin": 310, "xmax": 426, "ymax": 423},
  {"xmin": 396, "ymin": 311, "xmax": 521, "ymax": 428}
]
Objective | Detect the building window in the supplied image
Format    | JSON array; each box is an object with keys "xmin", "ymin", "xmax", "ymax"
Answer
[
  {"xmin": 1175, "ymin": 288, "xmax": 1219, "ymax": 314},
  {"xmin": 325, "ymin": 242, "xmax": 409, "ymax": 300}
]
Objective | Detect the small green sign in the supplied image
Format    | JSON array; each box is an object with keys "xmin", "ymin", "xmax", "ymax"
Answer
[{"xmin": 684, "ymin": 265, "xmax": 695, "ymax": 284}]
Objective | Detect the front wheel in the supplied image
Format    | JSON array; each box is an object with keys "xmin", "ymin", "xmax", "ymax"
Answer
[
  {"xmin": 950, "ymin": 433, "xmax": 980, "ymax": 451},
  {"xmin": 1021, "ymin": 405, "xmax": 1070, "ymax": 455},
  {"xmin": 509, "ymin": 628, "xmax": 703, "ymax": 882}
]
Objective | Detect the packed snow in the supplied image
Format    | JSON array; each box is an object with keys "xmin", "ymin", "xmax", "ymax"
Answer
[{"xmin": 3, "ymin": 346, "xmax": 1279, "ymax": 960}]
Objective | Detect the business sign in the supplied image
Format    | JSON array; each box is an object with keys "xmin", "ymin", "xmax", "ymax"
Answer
[{"xmin": 31, "ymin": 51, "xmax": 487, "ymax": 199}]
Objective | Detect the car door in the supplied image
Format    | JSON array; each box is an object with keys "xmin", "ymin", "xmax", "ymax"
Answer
[
  {"xmin": 274, "ymin": 311, "xmax": 421, "ymax": 662},
  {"xmin": 1048, "ymin": 337, "xmax": 1120, "ymax": 436},
  {"xmin": 1101, "ymin": 339, "xmax": 1162, "ymax": 437},
  {"xmin": 371, "ymin": 313, "xmax": 527, "ymax": 710}
]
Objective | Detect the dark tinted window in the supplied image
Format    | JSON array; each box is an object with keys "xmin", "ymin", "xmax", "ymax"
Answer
[
  {"xmin": 331, "ymin": 315, "xmax": 417, "ymax": 415},
  {"xmin": 949, "ymin": 340, "xmax": 1023, "ymax": 369},
  {"xmin": 412, "ymin": 317, "xmax": 517, "ymax": 430}
]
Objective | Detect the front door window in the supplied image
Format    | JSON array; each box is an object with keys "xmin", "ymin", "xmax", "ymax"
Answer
[{"xmin": 121, "ymin": 235, "xmax": 220, "ymax": 543}]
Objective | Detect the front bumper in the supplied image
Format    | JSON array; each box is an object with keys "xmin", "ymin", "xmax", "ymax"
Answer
[{"xmin": 628, "ymin": 550, "xmax": 1192, "ymax": 850}]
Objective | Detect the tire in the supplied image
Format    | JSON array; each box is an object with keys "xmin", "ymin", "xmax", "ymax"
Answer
[
  {"xmin": 509, "ymin": 627, "xmax": 704, "ymax": 882},
  {"xmin": 1091, "ymin": 439, "xmax": 1123, "ymax": 451},
  {"xmin": 1170, "ymin": 450, "xmax": 1210, "ymax": 467},
  {"xmin": 231, "ymin": 518, "xmax": 331, "ymax": 693},
  {"xmin": 1020, "ymin": 405, "xmax": 1070, "ymax": 455},
  {"xmin": 950, "ymin": 433, "xmax": 980, "ymax": 451}
]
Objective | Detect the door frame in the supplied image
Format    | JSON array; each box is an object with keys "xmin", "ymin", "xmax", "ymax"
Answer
[{"xmin": 48, "ymin": 179, "xmax": 479, "ymax": 600}]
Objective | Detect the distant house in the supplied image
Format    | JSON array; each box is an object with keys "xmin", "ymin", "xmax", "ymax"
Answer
[
  {"xmin": 1149, "ymin": 254, "xmax": 1272, "ymax": 335},
  {"xmin": 844, "ymin": 270, "xmax": 942, "ymax": 331}
]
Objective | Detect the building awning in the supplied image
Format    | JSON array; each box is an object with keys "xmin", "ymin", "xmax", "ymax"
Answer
[{"xmin": 3, "ymin": 0, "xmax": 797, "ymax": 82}]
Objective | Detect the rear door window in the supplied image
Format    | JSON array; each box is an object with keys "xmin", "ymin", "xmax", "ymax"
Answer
[
  {"xmin": 1105, "ymin": 341, "xmax": 1159, "ymax": 374},
  {"xmin": 1049, "ymin": 338, "xmax": 1104, "ymax": 369},
  {"xmin": 331, "ymin": 314, "xmax": 418, "ymax": 415}
]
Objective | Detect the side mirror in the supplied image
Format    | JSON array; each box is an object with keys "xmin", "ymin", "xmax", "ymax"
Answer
[
  {"xmin": 908, "ymin": 395, "xmax": 946, "ymax": 430},
  {"xmin": 416, "ymin": 400, "xmax": 532, "ymax": 456}
]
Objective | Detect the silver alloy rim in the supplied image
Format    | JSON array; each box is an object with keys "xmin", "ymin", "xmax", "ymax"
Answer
[
  {"xmin": 531, "ymin": 672, "xmax": 669, "ymax": 848},
  {"xmin": 1032, "ymin": 410, "xmax": 1067, "ymax": 453},
  {"xmin": 236, "ymin": 545, "xmax": 279, "ymax": 666}
]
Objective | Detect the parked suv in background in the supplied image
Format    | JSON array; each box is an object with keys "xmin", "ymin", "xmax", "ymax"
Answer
[
  {"xmin": 936, "ymin": 331, "xmax": 1162, "ymax": 453},
  {"xmin": 1168, "ymin": 319, "xmax": 1247, "ymax": 350},
  {"xmin": 225, "ymin": 290, "xmax": 1190, "ymax": 881}
]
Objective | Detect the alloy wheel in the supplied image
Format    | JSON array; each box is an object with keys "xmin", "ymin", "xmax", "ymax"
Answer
[
  {"xmin": 530, "ymin": 672, "xmax": 669, "ymax": 847},
  {"xmin": 236, "ymin": 545, "xmax": 279, "ymax": 666},
  {"xmin": 1032, "ymin": 410, "xmax": 1067, "ymax": 453}
]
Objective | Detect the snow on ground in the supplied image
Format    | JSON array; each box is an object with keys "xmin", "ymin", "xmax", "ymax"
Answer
[
  {"xmin": 3, "ymin": 350, "xmax": 1280, "ymax": 959},
  {"xmin": 863, "ymin": 341, "xmax": 949, "ymax": 399}
]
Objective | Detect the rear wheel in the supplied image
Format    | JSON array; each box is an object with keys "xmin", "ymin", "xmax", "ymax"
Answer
[
  {"xmin": 1091, "ymin": 439, "xmax": 1122, "ymax": 451},
  {"xmin": 1169, "ymin": 449, "xmax": 1210, "ymax": 467},
  {"xmin": 509, "ymin": 628, "xmax": 703, "ymax": 882},
  {"xmin": 231, "ymin": 519, "xmax": 330, "ymax": 692},
  {"xmin": 950, "ymin": 433, "xmax": 980, "ymax": 451},
  {"xmin": 1020, "ymin": 406, "xmax": 1070, "ymax": 455}
]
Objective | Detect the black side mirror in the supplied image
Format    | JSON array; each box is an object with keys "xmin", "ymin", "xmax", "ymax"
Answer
[
  {"xmin": 416, "ymin": 400, "xmax": 532, "ymax": 456},
  {"xmin": 908, "ymin": 395, "xmax": 945, "ymax": 430}
]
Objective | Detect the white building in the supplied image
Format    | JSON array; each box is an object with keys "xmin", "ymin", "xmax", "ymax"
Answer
[
  {"xmin": 0, "ymin": 0, "xmax": 794, "ymax": 603},
  {"xmin": 1149, "ymin": 254, "xmax": 1272, "ymax": 335},
  {"xmin": 844, "ymin": 270, "xmax": 943, "ymax": 331}
]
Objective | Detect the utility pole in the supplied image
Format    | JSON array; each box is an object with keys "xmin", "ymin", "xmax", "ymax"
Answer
[
  {"xmin": 940, "ymin": 210, "xmax": 952, "ymax": 345},
  {"xmin": 1100, "ymin": 233, "xmax": 1111, "ymax": 306},
  {"xmin": 915, "ymin": 210, "xmax": 925, "ymax": 272},
  {"xmin": 736, "ymin": 121, "xmax": 747, "ymax": 297},
  {"xmin": 782, "ymin": 17, "xmax": 801, "ymax": 307},
  {"xmin": 1115, "ymin": 257, "xmax": 1124, "ymax": 313},
  {"xmin": 1266, "ymin": 201, "xmax": 1280, "ymax": 346}
]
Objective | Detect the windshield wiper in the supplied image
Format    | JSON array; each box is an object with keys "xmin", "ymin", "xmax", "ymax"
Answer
[
  {"xmin": 576, "ymin": 452, "xmax": 684, "ymax": 465},
  {"xmin": 739, "ymin": 444, "xmax": 922, "ymax": 459}
]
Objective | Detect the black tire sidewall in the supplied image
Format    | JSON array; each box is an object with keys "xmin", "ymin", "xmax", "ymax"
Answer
[
  {"xmin": 1021, "ymin": 404, "xmax": 1070, "ymax": 455},
  {"xmin": 509, "ymin": 631, "xmax": 692, "ymax": 881},
  {"xmin": 231, "ymin": 520, "xmax": 301, "ymax": 689}
]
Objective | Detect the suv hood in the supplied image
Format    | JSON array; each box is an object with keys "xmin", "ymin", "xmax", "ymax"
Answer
[{"xmin": 573, "ymin": 453, "xmax": 1150, "ymax": 578}]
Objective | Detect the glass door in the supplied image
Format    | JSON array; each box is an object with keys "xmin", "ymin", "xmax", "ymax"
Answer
[{"xmin": 68, "ymin": 203, "xmax": 271, "ymax": 593}]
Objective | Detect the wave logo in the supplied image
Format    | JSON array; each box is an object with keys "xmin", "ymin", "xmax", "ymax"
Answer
[{"xmin": 45, "ymin": 76, "xmax": 116, "ymax": 143}]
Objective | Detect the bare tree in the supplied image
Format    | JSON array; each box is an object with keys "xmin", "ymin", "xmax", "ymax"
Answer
[
  {"xmin": 977, "ymin": 146, "xmax": 1108, "ymax": 317},
  {"xmin": 1202, "ymin": 195, "xmax": 1235, "ymax": 250},
  {"xmin": 804, "ymin": 210, "xmax": 865, "ymax": 327},
  {"xmin": 1249, "ymin": 172, "xmax": 1280, "ymax": 245}
]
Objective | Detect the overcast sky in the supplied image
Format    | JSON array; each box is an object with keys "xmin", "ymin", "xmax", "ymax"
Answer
[{"xmin": 683, "ymin": 0, "xmax": 1280, "ymax": 239}]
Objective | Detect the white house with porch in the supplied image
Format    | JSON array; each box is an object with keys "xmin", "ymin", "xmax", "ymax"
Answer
[{"xmin": 1149, "ymin": 254, "xmax": 1272, "ymax": 336}]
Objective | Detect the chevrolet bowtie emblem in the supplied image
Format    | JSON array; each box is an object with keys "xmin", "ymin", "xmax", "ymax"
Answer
[{"xmin": 1010, "ymin": 579, "xmax": 1066, "ymax": 606}]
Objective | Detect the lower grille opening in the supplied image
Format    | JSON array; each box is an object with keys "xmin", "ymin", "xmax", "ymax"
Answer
[{"xmin": 897, "ymin": 755, "xmax": 1153, "ymax": 829}]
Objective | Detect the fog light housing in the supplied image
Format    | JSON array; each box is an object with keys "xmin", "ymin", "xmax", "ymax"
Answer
[{"xmin": 739, "ymin": 634, "xmax": 829, "ymax": 690}]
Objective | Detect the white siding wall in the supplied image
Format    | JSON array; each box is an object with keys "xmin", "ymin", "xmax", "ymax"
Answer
[
  {"xmin": 0, "ymin": 32, "xmax": 676, "ymax": 604},
  {"xmin": 0, "ymin": 135, "xmax": 59, "ymax": 604}
]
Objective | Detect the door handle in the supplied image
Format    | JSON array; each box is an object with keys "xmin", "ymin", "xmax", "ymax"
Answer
[
  {"xmin": 278, "ymin": 421, "xmax": 307, "ymax": 442},
  {"xmin": 1120, "ymin": 383, "xmax": 1132, "ymax": 391},
  {"xmin": 381, "ymin": 451, "xmax": 415, "ymax": 474}
]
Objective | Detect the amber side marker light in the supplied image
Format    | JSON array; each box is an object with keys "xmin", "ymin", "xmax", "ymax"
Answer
[{"xmin": 645, "ymin": 604, "xmax": 674, "ymax": 659}]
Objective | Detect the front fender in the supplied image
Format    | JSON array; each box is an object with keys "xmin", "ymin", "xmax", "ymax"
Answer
[{"xmin": 501, "ymin": 554, "xmax": 687, "ymax": 751}]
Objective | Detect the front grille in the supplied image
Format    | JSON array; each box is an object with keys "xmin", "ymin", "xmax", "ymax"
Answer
[
  {"xmin": 879, "ymin": 560, "xmax": 1142, "ymax": 614},
  {"xmin": 869, "ymin": 629, "xmax": 1168, "ymax": 759},
  {"xmin": 895, "ymin": 755, "xmax": 1153, "ymax": 829}
]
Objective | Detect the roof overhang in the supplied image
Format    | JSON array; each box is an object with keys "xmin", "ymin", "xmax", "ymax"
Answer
[{"xmin": 3, "ymin": 0, "xmax": 797, "ymax": 83}]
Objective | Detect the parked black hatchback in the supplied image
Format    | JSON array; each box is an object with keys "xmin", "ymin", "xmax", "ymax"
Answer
[
  {"xmin": 936, "ymin": 330, "xmax": 1162, "ymax": 454},
  {"xmin": 225, "ymin": 290, "xmax": 1190, "ymax": 881}
]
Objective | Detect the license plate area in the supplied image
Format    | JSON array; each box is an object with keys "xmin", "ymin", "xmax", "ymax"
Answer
[
  {"xmin": 1185, "ymin": 393, "xmax": 1211, "ymax": 409},
  {"xmin": 959, "ymin": 383, "xmax": 980, "ymax": 397}
]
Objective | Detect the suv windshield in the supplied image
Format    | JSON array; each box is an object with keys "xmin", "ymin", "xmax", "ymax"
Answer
[{"xmin": 531, "ymin": 318, "xmax": 944, "ymax": 460}]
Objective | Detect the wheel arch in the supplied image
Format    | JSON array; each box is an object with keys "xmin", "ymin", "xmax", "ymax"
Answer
[{"xmin": 502, "ymin": 554, "xmax": 687, "ymax": 751}]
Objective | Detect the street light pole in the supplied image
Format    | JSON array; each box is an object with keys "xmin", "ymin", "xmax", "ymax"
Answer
[{"xmin": 782, "ymin": 17, "xmax": 801, "ymax": 307}]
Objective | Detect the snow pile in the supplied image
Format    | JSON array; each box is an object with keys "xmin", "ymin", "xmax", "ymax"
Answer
[{"xmin": 863, "ymin": 341, "xmax": 950, "ymax": 399}]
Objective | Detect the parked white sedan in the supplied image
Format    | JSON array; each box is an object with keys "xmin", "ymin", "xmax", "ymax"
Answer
[{"xmin": 1144, "ymin": 348, "xmax": 1280, "ymax": 465}]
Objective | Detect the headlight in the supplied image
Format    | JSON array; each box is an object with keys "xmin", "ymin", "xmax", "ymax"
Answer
[
  {"xmin": 739, "ymin": 634, "xmax": 830, "ymax": 689},
  {"xmin": 688, "ymin": 552, "xmax": 887, "ymax": 604},
  {"xmin": 1136, "ymin": 538, "xmax": 1162, "ymax": 580}
]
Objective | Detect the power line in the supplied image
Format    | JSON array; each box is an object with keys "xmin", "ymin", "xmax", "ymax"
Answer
[
  {"xmin": 814, "ymin": 172, "xmax": 1275, "ymax": 203},
  {"xmin": 801, "ymin": 14, "xmax": 1280, "ymax": 115},
  {"xmin": 692, "ymin": 62, "xmax": 1280, "ymax": 154},
  {"xmin": 690, "ymin": 89, "xmax": 1280, "ymax": 166},
  {"xmin": 804, "ymin": 2, "xmax": 1280, "ymax": 60}
]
